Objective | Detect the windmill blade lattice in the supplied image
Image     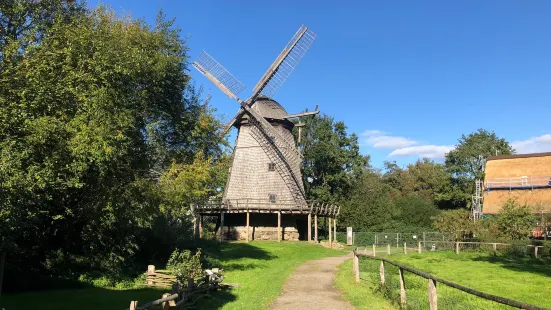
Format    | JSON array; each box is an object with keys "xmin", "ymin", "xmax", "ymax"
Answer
[
  {"xmin": 192, "ymin": 51, "xmax": 246, "ymax": 99},
  {"xmin": 252, "ymin": 25, "xmax": 316, "ymax": 99}
]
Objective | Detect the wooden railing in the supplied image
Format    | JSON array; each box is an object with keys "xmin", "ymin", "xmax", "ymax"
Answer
[{"xmin": 352, "ymin": 248, "xmax": 549, "ymax": 310}]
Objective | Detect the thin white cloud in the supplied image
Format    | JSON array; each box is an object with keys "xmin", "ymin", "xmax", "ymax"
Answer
[
  {"xmin": 512, "ymin": 134, "xmax": 551, "ymax": 154},
  {"xmin": 362, "ymin": 130, "xmax": 418, "ymax": 149},
  {"xmin": 388, "ymin": 145, "xmax": 455, "ymax": 160}
]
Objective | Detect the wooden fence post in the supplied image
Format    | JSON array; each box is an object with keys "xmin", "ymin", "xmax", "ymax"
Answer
[
  {"xmin": 387, "ymin": 244, "xmax": 391, "ymax": 255},
  {"xmin": 246, "ymin": 211, "xmax": 250, "ymax": 242},
  {"xmin": 399, "ymin": 267, "xmax": 407, "ymax": 308},
  {"xmin": 354, "ymin": 251, "xmax": 360, "ymax": 282},
  {"xmin": 372, "ymin": 244, "xmax": 376, "ymax": 256},
  {"xmin": 428, "ymin": 278, "xmax": 437, "ymax": 310},
  {"xmin": 379, "ymin": 261, "xmax": 385, "ymax": 285},
  {"xmin": 404, "ymin": 242, "xmax": 407, "ymax": 254},
  {"xmin": 492, "ymin": 243, "xmax": 497, "ymax": 255},
  {"xmin": 455, "ymin": 242, "xmax": 459, "ymax": 254},
  {"xmin": 147, "ymin": 265, "xmax": 155, "ymax": 285},
  {"xmin": 129, "ymin": 301, "xmax": 138, "ymax": 310},
  {"xmin": 161, "ymin": 293, "xmax": 170, "ymax": 310},
  {"xmin": 418, "ymin": 241, "xmax": 422, "ymax": 253},
  {"xmin": 535, "ymin": 246, "xmax": 539, "ymax": 258}
]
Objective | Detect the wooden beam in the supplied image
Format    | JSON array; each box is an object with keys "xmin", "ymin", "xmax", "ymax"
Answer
[
  {"xmin": 379, "ymin": 261, "xmax": 385, "ymax": 285},
  {"xmin": 353, "ymin": 251, "xmax": 360, "ymax": 282},
  {"xmin": 282, "ymin": 110, "xmax": 320, "ymax": 119},
  {"xmin": 307, "ymin": 213, "xmax": 312, "ymax": 242},
  {"xmin": 246, "ymin": 211, "xmax": 250, "ymax": 242},
  {"xmin": 314, "ymin": 214, "xmax": 318, "ymax": 242},
  {"xmin": 220, "ymin": 212, "xmax": 225, "ymax": 241},
  {"xmin": 199, "ymin": 214, "xmax": 203, "ymax": 239},
  {"xmin": 333, "ymin": 217, "xmax": 337, "ymax": 242},
  {"xmin": 277, "ymin": 212, "xmax": 282, "ymax": 242}
]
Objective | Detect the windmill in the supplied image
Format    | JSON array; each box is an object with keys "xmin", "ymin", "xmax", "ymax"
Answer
[{"xmin": 192, "ymin": 26, "xmax": 339, "ymax": 242}]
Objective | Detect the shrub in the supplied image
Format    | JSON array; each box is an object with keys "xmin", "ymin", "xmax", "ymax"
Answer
[{"xmin": 166, "ymin": 249, "xmax": 203, "ymax": 283}]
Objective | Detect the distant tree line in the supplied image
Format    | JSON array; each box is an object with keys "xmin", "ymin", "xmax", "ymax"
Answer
[{"xmin": 297, "ymin": 116, "xmax": 515, "ymax": 233}]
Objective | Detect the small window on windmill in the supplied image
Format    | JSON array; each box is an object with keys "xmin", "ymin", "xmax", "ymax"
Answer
[
  {"xmin": 269, "ymin": 194, "xmax": 277, "ymax": 203},
  {"xmin": 268, "ymin": 162, "xmax": 276, "ymax": 171},
  {"xmin": 268, "ymin": 135, "xmax": 276, "ymax": 144}
]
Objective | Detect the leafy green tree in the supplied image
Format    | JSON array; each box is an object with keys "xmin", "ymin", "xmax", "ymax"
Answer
[
  {"xmin": 340, "ymin": 171, "xmax": 398, "ymax": 231},
  {"xmin": 393, "ymin": 195, "xmax": 439, "ymax": 231},
  {"xmin": 433, "ymin": 209, "xmax": 475, "ymax": 240},
  {"xmin": 445, "ymin": 129, "xmax": 514, "ymax": 207},
  {"xmin": 297, "ymin": 114, "xmax": 369, "ymax": 203},
  {"xmin": 491, "ymin": 199, "xmax": 536, "ymax": 240},
  {"xmin": 0, "ymin": 6, "xmax": 226, "ymax": 289}
]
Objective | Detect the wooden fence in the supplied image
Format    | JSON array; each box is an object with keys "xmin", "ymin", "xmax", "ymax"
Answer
[
  {"xmin": 128, "ymin": 266, "xmax": 224, "ymax": 310},
  {"xmin": 352, "ymin": 248, "xmax": 549, "ymax": 310}
]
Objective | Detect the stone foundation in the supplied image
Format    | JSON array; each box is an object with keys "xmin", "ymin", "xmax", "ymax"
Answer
[{"xmin": 219, "ymin": 226, "xmax": 300, "ymax": 241}]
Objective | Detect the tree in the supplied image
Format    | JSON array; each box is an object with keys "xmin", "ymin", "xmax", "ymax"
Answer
[
  {"xmin": 491, "ymin": 199, "xmax": 535, "ymax": 240},
  {"xmin": 340, "ymin": 171, "xmax": 398, "ymax": 231},
  {"xmin": 433, "ymin": 209, "xmax": 475, "ymax": 240},
  {"xmin": 394, "ymin": 195, "xmax": 439, "ymax": 231},
  {"xmin": 0, "ymin": 6, "xmax": 226, "ymax": 289},
  {"xmin": 297, "ymin": 114, "xmax": 369, "ymax": 202},
  {"xmin": 445, "ymin": 129, "xmax": 514, "ymax": 207}
]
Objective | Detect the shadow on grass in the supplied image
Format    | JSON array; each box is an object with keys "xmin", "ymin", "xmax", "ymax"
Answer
[
  {"xmin": 471, "ymin": 255, "xmax": 551, "ymax": 278},
  {"xmin": 217, "ymin": 242, "xmax": 276, "ymax": 262}
]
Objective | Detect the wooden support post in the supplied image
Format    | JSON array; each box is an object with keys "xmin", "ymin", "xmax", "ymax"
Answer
[
  {"xmin": 193, "ymin": 214, "xmax": 200, "ymax": 239},
  {"xmin": 372, "ymin": 244, "xmax": 376, "ymax": 256},
  {"xmin": 277, "ymin": 211, "xmax": 281, "ymax": 242},
  {"xmin": 220, "ymin": 212, "xmax": 225, "ymax": 241},
  {"xmin": 455, "ymin": 242, "xmax": 459, "ymax": 254},
  {"xmin": 379, "ymin": 261, "xmax": 385, "ymax": 285},
  {"xmin": 535, "ymin": 246, "xmax": 539, "ymax": 258},
  {"xmin": 198, "ymin": 214, "xmax": 203, "ymax": 239},
  {"xmin": 329, "ymin": 217, "xmax": 333, "ymax": 248},
  {"xmin": 418, "ymin": 241, "xmax": 422, "ymax": 253},
  {"xmin": 246, "ymin": 211, "xmax": 250, "ymax": 242},
  {"xmin": 307, "ymin": 213, "xmax": 312, "ymax": 242},
  {"xmin": 492, "ymin": 243, "xmax": 497, "ymax": 255},
  {"xmin": 314, "ymin": 214, "xmax": 318, "ymax": 242},
  {"xmin": 404, "ymin": 242, "xmax": 407, "ymax": 254},
  {"xmin": 333, "ymin": 217, "xmax": 337, "ymax": 242},
  {"xmin": 147, "ymin": 265, "xmax": 155, "ymax": 285},
  {"xmin": 387, "ymin": 244, "xmax": 391, "ymax": 255},
  {"xmin": 399, "ymin": 268, "xmax": 406, "ymax": 308},
  {"xmin": 428, "ymin": 278, "xmax": 437, "ymax": 310},
  {"xmin": 161, "ymin": 293, "xmax": 170, "ymax": 310},
  {"xmin": 354, "ymin": 252, "xmax": 360, "ymax": 282},
  {"xmin": 0, "ymin": 251, "xmax": 5, "ymax": 297},
  {"xmin": 129, "ymin": 301, "xmax": 138, "ymax": 310}
]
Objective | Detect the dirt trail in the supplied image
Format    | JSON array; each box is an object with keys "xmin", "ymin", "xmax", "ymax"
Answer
[{"xmin": 270, "ymin": 254, "xmax": 355, "ymax": 310}]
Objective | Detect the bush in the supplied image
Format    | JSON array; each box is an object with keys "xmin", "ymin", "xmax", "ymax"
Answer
[{"xmin": 167, "ymin": 249, "xmax": 203, "ymax": 283}]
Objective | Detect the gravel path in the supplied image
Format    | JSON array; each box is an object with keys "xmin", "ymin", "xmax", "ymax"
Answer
[{"xmin": 270, "ymin": 254, "xmax": 355, "ymax": 310}]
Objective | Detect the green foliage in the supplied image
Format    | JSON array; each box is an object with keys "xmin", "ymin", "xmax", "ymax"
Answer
[
  {"xmin": 491, "ymin": 199, "xmax": 536, "ymax": 240},
  {"xmin": 340, "ymin": 171, "xmax": 398, "ymax": 231},
  {"xmin": 432, "ymin": 209, "xmax": 475, "ymax": 240},
  {"xmin": 0, "ymin": 5, "xmax": 227, "ymax": 291},
  {"xmin": 167, "ymin": 249, "xmax": 203, "ymax": 283},
  {"xmin": 445, "ymin": 128, "xmax": 514, "ymax": 207},
  {"xmin": 297, "ymin": 114, "xmax": 369, "ymax": 203},
  {"xmin": 394, "ymin": 195, "xmax": 439, "ymax": 231}
]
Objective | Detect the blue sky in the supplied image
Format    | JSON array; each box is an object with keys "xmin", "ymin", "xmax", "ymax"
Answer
[{"xmin": 95, "ymin": 0, "xmax": 551, "ymax": 168}]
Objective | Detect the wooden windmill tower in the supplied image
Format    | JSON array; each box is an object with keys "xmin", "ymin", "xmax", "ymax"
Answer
[{"xmin": 192, "ymin": 26, "xmax": 340, "ymax": 242}]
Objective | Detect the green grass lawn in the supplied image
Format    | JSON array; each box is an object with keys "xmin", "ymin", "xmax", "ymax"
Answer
[
  {"xmin": 357, "ymin": 251, "xmax": 551, "ymax": 309},
  {"xmin": 0, "ymin": 241, "xmax": 343, "ymax": 310},
  {"xmin": 334, "ymin": 259, "xmax": 396, "ymax": 310}
]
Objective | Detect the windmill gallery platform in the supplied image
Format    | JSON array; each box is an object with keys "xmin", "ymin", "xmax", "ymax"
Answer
[{"xmin": 192, "ymin": 200, "xmax": 340, "ymax": 242}]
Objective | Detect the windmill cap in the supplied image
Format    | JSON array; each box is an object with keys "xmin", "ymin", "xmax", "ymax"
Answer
[{"xmin": 252, "ymin": 95, "xmax": 288, "ymax": 120}]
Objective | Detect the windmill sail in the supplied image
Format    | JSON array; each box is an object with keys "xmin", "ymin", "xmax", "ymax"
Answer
[
  {"xmin": 192, "ymin": 51, "xmax": 246, "ymax": 100},
  {"xmin": 252, "ymin": 25, "xmax": 316, "ymax": 99}
]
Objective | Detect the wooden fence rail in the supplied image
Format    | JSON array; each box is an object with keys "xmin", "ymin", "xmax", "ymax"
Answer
[
  {"xmin": 353, "ymin": 248, "xmax": 549, "ymax": 310},
  {"xmin": 127, "ymin": 265, "xmax": 224, "ymax": 310}
]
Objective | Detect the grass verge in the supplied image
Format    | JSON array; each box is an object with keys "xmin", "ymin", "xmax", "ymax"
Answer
[{"xmin": 334, "ymin": 259, "xmax": 396, "ymax": 310}]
